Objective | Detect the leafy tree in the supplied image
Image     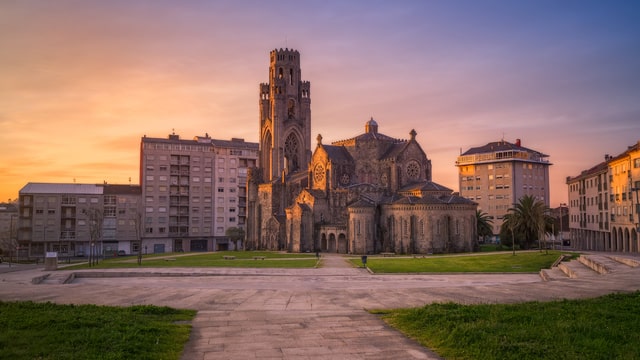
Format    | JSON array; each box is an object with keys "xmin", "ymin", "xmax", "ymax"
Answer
[
  {"xmin": 501, "ymin": 195, "xmax": 551, "ymax": 251},
  {"xmin": 476, "ymin": 210, "xmax": 494, "ymax": 244},
  {"xmin": 225, "ymin": 227, "xmax": 245, "ymax": 250}
]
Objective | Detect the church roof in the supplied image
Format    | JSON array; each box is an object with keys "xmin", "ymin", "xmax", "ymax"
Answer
[
  {"xmin": 379, "ymin": 142, "xmax": 408, "ymax": 160},
  {"xmin": 388, "ymin": 194, "xmax": 476, "ymax": 205},
  {"xmin": 348, "ymin": 198, "xmax": 376, "ymax": 208},
  {"xmin": 305, "ymin": 189, "xmax": 328, "ymax": 199},
  {"xmin": 335, "ymin": 131, "xmax": 400, "ymax": 144},
  {"xmin": 322, "ymin": 144, "xmax": 353, "ymax": 163},
  {"xmin": 399, "ymin": 181, "xmax": 452, "ymax": 193},
  {"xmin": 331, "ymin": 119, "xmax": 404, "ymax": 146}
]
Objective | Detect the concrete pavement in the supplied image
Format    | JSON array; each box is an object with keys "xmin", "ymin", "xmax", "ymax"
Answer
[{"xmin": 1, "ymin": 252, "xmax": 640, "ymax": 359}]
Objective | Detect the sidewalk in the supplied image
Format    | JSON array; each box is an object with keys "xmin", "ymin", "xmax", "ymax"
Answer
[{"xmin": 1, "ymin": 252, "xmax": 639, "ymax": 359}]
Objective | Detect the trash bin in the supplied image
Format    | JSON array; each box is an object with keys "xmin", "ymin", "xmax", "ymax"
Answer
[
  {"xmin": 44, "ymin": 252, "xmax": 58, "ymax": 271},
  {"xmin": 361, "ymin": 255, "xmax": 367, "ymax": 267}
]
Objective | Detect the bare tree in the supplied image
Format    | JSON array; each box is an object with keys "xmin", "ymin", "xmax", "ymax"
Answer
[
  {"xmin": 86, "ymin": 208, "xmax": 103, "ymax": 267},
  {"xmin": 131, "ymin": 211, "xmax": 143, "ymax": 265}
]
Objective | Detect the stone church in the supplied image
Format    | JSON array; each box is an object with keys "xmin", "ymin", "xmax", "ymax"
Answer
[{"xmin": 246, "ymin": 48, "xmax": 477, "ymax": 254}]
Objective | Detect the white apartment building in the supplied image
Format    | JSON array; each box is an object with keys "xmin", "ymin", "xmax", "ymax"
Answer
[
  {"xmin": 456, "ymin": 139, "xmax": 551, "ymax": 237},
  {"xmin": 568, "ymin": 141, "xmax": 640, "ymax": 253},
  {"xmin": 17, "ymin": 183, "xmax": 141, "ymax": 259},
  {"xmin": 139, "ymin": 133, "xmax": 257, "ymax": 253}
]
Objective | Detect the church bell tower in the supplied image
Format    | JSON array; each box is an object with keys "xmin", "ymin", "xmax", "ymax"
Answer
[{"xmin": 258, "ymin": 48, "xmax": 311, "ymax": 181}]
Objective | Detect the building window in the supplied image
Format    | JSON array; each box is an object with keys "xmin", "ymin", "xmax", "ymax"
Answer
[{"xmin": 218, "ymin": 188, "xmax": 224, "ymax": 193}]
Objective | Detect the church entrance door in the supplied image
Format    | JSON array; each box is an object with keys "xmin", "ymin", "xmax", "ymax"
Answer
[{"xmin": 337, "ymin": 234, "xmax": 348, "ymax": 254}]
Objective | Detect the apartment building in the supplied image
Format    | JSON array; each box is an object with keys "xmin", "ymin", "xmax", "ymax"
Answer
[
  {"xmin": 566, "ymin": 162, "xmax": 609, "ymax": 250},
  {"xmin": 456, "ymin": 139, "xmax": 551, "ymax": 237},
  {"xmin": 567, "ymin": 141, "xmax": 640, "ymax": 253},
  {"xmin": 139, "ymin": 133, "xmax": 257, "ymax": 253},
  {"xmin": 16, "ymin": 183, "xmax": 141, "ymax": 259},
  {"xmin": 0, "ymin": 203, "xmax": 19, "ymax": 256},
  {"xmin": 609, "ymin": 142, "xmax": 640, "ymax": 252}
]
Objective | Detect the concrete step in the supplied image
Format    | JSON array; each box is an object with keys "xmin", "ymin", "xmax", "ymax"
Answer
[
  {"xmin": 36, "ymin": 272, "xmax": 74, "ymax": 285},
  {"xmin": 579, "ymin": 254, "xmax": 636, "ymax": 275},
  {"xmin": 609, "ymin": 255, "xmax": 640, "ymax": 268},
  {"xmin": 540, "ymin": 267, "xmax": 569, "ymax": 281},
  {"xmin": 557, "ymin": 260, "xmax": 600, "ymax": 279}
]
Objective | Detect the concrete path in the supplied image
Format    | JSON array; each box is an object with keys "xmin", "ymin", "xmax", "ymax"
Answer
[{"xmin": 1, "ymin": 252, "xmax": 640, "ymax": 359}]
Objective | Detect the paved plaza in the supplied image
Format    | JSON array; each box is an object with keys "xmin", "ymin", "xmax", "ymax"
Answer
[{"xmin": 1, "ymin": 253, "xmax": 639, "ymax": 359}]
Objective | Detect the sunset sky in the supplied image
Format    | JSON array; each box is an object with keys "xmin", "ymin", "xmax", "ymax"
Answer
[{"xmin": 1, "ymin": 1, "xmax": 639, "ymax": 206}]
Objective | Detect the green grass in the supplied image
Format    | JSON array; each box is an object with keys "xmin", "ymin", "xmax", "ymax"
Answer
[
  {"xmin": 351, "ymin": 251, "xmax": 572, "ymax": 273},
  {"xmin": 479, "ymin": 243, "xmax": 521, "ymax": 252},
  {"xmin": 375, "ymin": 291, "xmax": 640, "ymax": 360},
  {"xmin": 0, "ymin": 301, "xmax": 196, "ymax": 360},
  {"xmin": 63, "ymin": 251, "xmax": 318, "ymax": 270}
]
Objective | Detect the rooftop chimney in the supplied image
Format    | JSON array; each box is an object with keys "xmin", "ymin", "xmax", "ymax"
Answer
[{"xmin": 515, "ymin": 139, "xmax": 521, "ymax": 147}]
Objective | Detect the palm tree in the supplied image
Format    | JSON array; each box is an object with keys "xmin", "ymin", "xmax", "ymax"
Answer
[
  {"xmin": 476, "ymin": 210, "xmax": 494, "ymax": 245},
  {"xmin": 503, "ymin": 195, "xmax": 549, "ymax": 250}
]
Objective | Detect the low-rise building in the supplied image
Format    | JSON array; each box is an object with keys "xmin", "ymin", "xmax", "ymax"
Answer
[{"xmin": 17, "ymin": 183, "xmax": 141, "ymax": 259}]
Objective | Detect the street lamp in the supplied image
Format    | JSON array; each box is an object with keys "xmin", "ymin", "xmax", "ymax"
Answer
[
  {"xmin": 559, "ymin": 203, "xmax": 567, "ymax": 251},
  {"xmin": 632, "ymin": 188, "xmax": 640, "ymax": 234}
]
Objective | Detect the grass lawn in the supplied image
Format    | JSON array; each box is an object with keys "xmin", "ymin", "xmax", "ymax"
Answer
[
  {"xmin": 0, "ymin": 301, "xmax": 196, "ymax": 360},
  {"xmin": 63, "ymin": 251, "xmax": 319, "ymax": 270},
  {"xmin": 375, "ymin": 291, "xmax": 640, "ymax": 360},
  {"xmin": 350, "ymin": 251, "xmax": 577, "ymax": 273}
]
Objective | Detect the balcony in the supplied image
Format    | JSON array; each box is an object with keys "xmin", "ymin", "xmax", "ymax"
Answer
[{"xmin": 60, "ymin": 231, "xmax": 76, "ymax": 240}]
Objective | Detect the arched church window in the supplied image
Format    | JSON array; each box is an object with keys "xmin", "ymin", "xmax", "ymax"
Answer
[
  {"xmin": 278, "ymin": 68, "xmax": 283, "ymax": 79},
  {"xmin": 289, "ymin": 68, "xmax": 294, "ymax": 85},
  {"xmin": 288, "ymin": 99, "xmax": 295, "ymax": 119},
  {"xmin": 284, "ymin": 133, "xmax": 300, "ymax": 172}
]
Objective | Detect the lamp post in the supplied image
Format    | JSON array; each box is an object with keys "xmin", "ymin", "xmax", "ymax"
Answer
[
  {"xmin": 9, "ymin": 214, "xmax": 17, "ymax": 268},
  {"xmin": 511, "ymin": 224, "xmax": 515, "ymax": 256},
  {"xmin": 559, "ymin": 203, "xmax": 566, "ymax": 251},
  {"xmin": 632, "ymin": 188, "xmax": 640, "ymax": 234}
]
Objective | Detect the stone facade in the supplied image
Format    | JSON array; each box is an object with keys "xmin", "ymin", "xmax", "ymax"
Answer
[{"xmin": 246, "ymin": 49, "xmax": 477, "ymax": 254}]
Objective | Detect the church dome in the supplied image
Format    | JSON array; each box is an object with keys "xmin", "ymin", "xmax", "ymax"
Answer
[{"xmin": 365, "ymin": 117, "xmax": 378, "ymax": 134}]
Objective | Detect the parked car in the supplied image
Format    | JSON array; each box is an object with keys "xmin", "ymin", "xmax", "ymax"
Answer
[{"xmin": 117, "ymin": 250, "xmax": 126, "ymax": 256}]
